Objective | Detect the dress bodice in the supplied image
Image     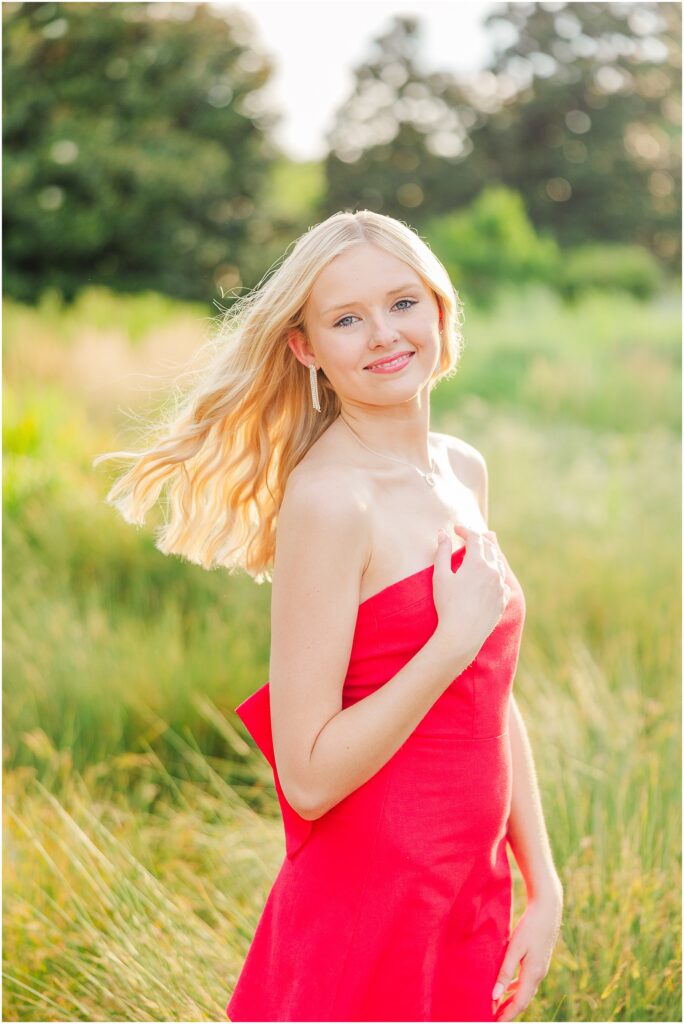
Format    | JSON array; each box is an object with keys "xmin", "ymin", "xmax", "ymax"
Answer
[{"xmin": 235, "ymin": 541, "xmax": 526, "ymax": 859}]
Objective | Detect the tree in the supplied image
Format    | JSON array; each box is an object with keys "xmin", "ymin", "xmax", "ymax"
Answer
[
  {"xmin": 3, "ymin": 2, "xmax": 281, "ymax": 303},
  {"xmin": 472, "ymin": 1, "xmax": 681, "ymax": 265},
  {"xmin": 319, "ymin": 4, "xmax": 680, "ymax": 269},
  {"xmin": 317, "ymin": 16, "xmax": 483, "ymax": 225}
]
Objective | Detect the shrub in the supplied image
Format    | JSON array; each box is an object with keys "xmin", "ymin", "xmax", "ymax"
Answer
[
  {"xmin": 424, "ymin": 185, "xmax": 561, "ymax": 308},
  {"xmin": 557, "ymin": 243, "xmax": 665, "ymax": 301}
]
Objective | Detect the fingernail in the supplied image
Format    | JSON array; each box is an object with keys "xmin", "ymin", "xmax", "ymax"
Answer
[{"xmin": 492, "ymin": 982, "xmax": 504, "ymax": 1000}]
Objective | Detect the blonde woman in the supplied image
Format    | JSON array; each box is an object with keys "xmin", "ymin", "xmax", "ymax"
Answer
[{"xmin": 95, "ymin": 211, "xmax": 563, "ymax": 1022}]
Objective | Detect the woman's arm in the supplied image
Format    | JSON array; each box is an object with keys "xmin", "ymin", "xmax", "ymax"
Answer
[
  {"xmin": 507, "ymin": 695, "xmax": 563, "ymax": 900},
  {"xmin": 269, "ymin": 467, "xmax": 480, "ymax": 821},
  {"xmin": 491, "ymin": 697, "xmax": 564, "ymax": 1021}
]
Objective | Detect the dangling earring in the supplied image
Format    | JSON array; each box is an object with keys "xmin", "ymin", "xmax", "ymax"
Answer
[{"xmin": 309, "ymin": 362, "xmax": 321, "ymax": 412}]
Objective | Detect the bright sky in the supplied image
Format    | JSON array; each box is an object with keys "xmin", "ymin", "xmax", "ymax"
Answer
[{"xmin": 213, "ymin": 1, "xmax": 497, "ymax": 160}]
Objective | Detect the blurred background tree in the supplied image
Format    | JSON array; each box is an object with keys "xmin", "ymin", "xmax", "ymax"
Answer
[
  {"xmin": 320, "ymin": 2, "xmax": 681, "ymax": 272},
  {"xmin": 3, "ymin": 0, "xmax": 680, "ymax": 308},
  {"xmin": 472, "ymin": 1, "xmax": 681, "ymax": 264},
  {"xmin": 319, "ymin": 15, "xmax": 485, "ymax": 223},
  {"xmin": 3, "ymin": 0, "xmax": 283, "ymax": 303}
]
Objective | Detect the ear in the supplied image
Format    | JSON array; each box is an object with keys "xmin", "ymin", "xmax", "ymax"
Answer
[{"xmin": 286, "ymin": 328, "xmax": 315, "ymax": 367}]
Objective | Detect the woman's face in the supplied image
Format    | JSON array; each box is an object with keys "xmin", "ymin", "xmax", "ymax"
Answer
[{"xmin": 291, "ymin": 242, "xmax": 442, "ymax": 406}]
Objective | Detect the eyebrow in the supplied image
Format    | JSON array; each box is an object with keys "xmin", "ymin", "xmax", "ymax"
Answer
[{"xmin": 322, "ymin": 282, "xmax": 422, "ymax": 316}]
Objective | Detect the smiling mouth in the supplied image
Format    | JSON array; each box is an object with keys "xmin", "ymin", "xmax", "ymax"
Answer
[{"xmin": 364, "ymin": 351, "xmax": 415, "ymax": 370}]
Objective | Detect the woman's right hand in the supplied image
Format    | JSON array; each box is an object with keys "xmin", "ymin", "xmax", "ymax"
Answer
[{"xmin": 432, "ymin": 523, "xmax": 511, "ymax": 662}]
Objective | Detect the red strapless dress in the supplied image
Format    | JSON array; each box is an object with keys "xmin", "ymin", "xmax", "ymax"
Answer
[{"xmin": 226, "ymin": 540, "xmax": 526, "ymax": 1023}]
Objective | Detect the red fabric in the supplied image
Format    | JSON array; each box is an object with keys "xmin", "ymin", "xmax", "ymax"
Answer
[{"xmin": 227, "ymin": 541, "xmax": 526, "ymax": 1022}]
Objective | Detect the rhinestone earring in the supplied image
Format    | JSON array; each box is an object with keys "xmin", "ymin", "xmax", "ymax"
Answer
[{"xmin": 309, "ymin": 362, "xmax": 321, "ymax": 412}]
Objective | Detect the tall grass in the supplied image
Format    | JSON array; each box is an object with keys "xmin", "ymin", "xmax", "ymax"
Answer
[{"xmin": 3, "ymin": 283, "xmax": 681, "ymax": 1021}]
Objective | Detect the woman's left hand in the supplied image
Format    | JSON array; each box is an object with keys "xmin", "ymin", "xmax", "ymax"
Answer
[{"xmin": 492, "ymin": 887, "xmax": 563, "ymax": 1021}]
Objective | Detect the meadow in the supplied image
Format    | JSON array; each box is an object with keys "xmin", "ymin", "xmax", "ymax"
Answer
[{"xmin": 3, "ymin": 282, "xmax": 681, "ymax": 1022}]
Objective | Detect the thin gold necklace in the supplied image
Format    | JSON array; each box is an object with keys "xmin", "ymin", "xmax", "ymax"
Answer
[{"xmin": 338, "ymin": 414, "xmax": 437, "ymax": 487}]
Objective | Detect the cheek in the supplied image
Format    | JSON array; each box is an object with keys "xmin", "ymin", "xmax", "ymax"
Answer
[
  {"xmin": 320, "ymin": 345, "xmax": 362, "ymax": 378},
  {"xmin": 415, "ymin": 323, "xmax": 441, "ymax": 351},
  {"xmin": 328, "ymin": 339, "xmax": 368, "ymax": 371}
]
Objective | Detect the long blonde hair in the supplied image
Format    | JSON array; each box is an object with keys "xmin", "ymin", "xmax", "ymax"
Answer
[{"xmin": 93, "ymin": 210, "xmax": 465, "ymax": 582}]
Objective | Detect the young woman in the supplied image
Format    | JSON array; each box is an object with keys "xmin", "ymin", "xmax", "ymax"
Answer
[{"xmin": 96, "ymin": 210, "xmax": 563, "ymax": 1022}]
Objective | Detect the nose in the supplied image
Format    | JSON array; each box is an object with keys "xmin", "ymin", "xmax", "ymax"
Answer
[{"xmin": 368, "ymin": 315, "xmax": 400, "ymax": 346}]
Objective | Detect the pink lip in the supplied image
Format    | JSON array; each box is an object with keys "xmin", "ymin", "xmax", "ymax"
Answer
[{"xmin": 365, "ymin": 350, "xmax": 414, "ymax": 369}]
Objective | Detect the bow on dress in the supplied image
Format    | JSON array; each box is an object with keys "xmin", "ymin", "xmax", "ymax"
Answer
[{"xmin": 235, "ymin": 683, "xmax": 314, "ymax": 859}]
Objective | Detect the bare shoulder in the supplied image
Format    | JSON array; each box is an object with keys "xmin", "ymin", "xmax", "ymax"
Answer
[
  {"xmin": 432, "ymin": 431, "xmax": 489, "ymax": 523},
  {"xmin": 283, "ymin": 458, "xmax": 370, "ymax": 519},
  {"xmin": 277, "ymin": 459, "xmax": 372, "ymax": 576}
]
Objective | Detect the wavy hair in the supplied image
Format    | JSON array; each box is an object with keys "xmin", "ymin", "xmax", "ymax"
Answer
[{"xmin": 93, "ymin": 210, "xmax": 465, "ymax": 582}]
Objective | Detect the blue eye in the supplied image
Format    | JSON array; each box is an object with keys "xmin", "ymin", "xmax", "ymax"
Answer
[{"xmin": 333, "ymin": 298, "xmax": 418, "ymax": 329}]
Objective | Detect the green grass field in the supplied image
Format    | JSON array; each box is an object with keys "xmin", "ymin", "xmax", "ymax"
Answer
[{"xmin": 3, "ymin": 282, "xmax": 681, "ymax": 1021}]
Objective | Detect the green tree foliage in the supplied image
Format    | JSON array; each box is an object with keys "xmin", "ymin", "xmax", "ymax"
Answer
[
  {"xmin": 317, "ymin": 16, "xmax": 482, "ymax": 223},
  {"xmin": 321, "ymin": 3, "xmax": 680, "ymax": 270},
  {"xmin": 473, "ymin": 1, "xmax": 681, "ymax": 266},
  {"xmin": 3, "ymin": 1, "xmax": 280, "ymax": 304}
]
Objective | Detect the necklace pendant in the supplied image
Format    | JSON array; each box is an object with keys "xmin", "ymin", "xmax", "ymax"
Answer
[{"xmin": 425, "ymin": 473, "xmax": 436, "ymax": 486}]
